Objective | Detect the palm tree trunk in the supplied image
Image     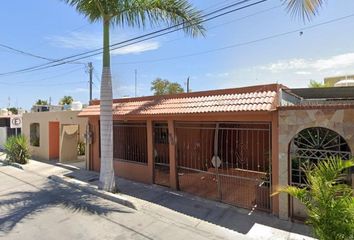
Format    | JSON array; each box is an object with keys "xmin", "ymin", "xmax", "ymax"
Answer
[{"xmin": 99, "ymin": 18, "xmax": 116, "ymax": 192}]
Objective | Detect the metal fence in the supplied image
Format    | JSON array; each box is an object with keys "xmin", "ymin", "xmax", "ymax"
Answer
[
  {"xmin": 175, "ymin": 122, "xmax": 272, "ymax": 212},
  {"xmin": 113, "ymin": 121, "xmax": 148, "ymax": 164}
]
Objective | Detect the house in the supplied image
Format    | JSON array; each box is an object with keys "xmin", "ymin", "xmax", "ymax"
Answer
[
  {"xmin": 80, "ymin": 84, "xmax": 280, "ymax": 215},
  {"xmin": 278, "ymin": 86, "xmax": 354, "ymax": 220},
  {"xmin": 22, "ymin": 111, "xmax": 88, "ymax": 164},
  {"xmin": 79, "ymin": 83, "xmax": 354, "ymax": 220},
  {"xmin": 31, "ymin": 104, "xmax": 64, "ymax": 112},
  {"xmin": 324, "ymin": 74, "xmax": 354, "ymax": 86}
]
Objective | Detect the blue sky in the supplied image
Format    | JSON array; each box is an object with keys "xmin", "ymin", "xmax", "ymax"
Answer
[{"xmin": 1, "ymin": 0, "xmax": 354, "ymax": 110}]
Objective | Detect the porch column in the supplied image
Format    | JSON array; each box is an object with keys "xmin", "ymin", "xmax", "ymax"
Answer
[
  {"xmin": 271, "ymin": 112, "xmax": 280, "ymax": 217},
  {"xmin": 168, "ymin": 119, "xmax": 177, "ymax": 190},
  {"xmin": 146, "ymin": 120, "xmax": 154, "ymax": 184}
]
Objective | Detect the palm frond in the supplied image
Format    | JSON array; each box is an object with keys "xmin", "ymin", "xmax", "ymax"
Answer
[
  {"xmin": 61, "ymin": 0, "xmax": 205, "ymax": 37},
  {"xmin": 282, "ymin": 0, "xmax": 326, "ymax": 21},
  {"xmin": 112, "ymin": 0, "xmax": 205, "ymax": 37}
]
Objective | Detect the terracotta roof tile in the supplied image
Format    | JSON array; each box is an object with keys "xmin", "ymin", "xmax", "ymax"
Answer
[{"xmin": 79, "ymin": 86, "xmax": 279, "ymax": 117}]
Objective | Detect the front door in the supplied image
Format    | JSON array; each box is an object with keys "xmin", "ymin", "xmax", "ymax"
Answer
[
  {"xmin": 153, "ymin": 122, "xmax": 170, "ymax": 187},
  {"xmin": 49, "ymin": 122, "xmax": 60, "ymax": 160}
]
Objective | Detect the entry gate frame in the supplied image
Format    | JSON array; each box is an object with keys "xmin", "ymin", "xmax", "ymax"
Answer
[{"xmin": 175, "ymin": 121, "xmax": 272, "ymax": 212}]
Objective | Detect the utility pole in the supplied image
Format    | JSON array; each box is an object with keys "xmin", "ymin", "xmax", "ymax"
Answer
[
  {"xmin": 186, "ymin": 77, "xmax": 190, "ymax": 93},
  {"xmin": 134, "ymin": 69, "xmax": 138, "ymax": 97},
  {"xmin": 88, "ymin": 62, "xmax": 93, "ymax": 102}
]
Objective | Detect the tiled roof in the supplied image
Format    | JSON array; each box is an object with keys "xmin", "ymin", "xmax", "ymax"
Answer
[{"xmin": 79, "ymin": 84, "xmax": 279, "ymax": 117}]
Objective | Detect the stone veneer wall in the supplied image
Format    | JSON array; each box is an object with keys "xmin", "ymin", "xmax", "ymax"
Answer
[{"xmin": 278, "ymin": 108, "xmax": 354, "ymax": 219}]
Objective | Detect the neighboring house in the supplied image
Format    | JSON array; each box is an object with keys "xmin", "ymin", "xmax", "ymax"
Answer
[
  {"xmin": 278, "ymin": 87, "xmax": 354, "ymax": 220},
  {"xmin": 31, "ymin": 104, "xmax": 64, "ymax": 112},
  {"xmin": 22, "ymin": 111, "xmax": 88, "ymax": 164},
  {"xmin": 0, "ymin": 116, "xmax": 22, "ymax": 150},
  {"xmin": 79, "ymin": 83, "xmax": 354, "ymax": 220},
  {"xmin": 324, "ymin": 74, "xmax": 354, "ymax": 87}
]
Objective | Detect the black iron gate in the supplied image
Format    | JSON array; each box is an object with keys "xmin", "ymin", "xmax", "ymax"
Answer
[
  {"xmin": 176, "ymin": 122, "xmax": 272, "ymax": 212},
  {"xmin": 153, "ymin": 122, "xmax": 170, "ymax": 187}
]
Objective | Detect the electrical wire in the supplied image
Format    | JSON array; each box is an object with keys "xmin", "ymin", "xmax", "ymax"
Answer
[
  {"xmin": 0, "ymin": 0, "xmax": 265, "ymax": 76},
  {"xmin": 112, "ymin": 12, "xmax": 354, "ymax": 65},
  {"xmin": 0, "ymin": 66, "xmax": 84, "ymax": 85}
]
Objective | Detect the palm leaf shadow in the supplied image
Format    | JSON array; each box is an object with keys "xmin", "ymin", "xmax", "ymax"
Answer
[{"xmin": 0, "ymin": 180, "xmax": 132, "ymax": 233}]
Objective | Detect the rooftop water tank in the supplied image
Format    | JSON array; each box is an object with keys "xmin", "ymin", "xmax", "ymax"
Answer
[
  {"xmin": 71, "ymin": 101, "xmax": 83, "ymax": 111},
  {"xmin": 334, "ymin": 79, "xmax": 354, "ymax": 87}
]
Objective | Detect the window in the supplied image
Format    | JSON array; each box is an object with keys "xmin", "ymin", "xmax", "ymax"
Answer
[
  {"xmin": 30, "ymin": 123, "xmax": 40, "ymax": 147},
  {"xmin": 113, "ymin": 122, "xmax": 147, "ymax": 164},
  {"xmin": 290, "ymin": 127, "xmax": 352, "ymax": 186}
]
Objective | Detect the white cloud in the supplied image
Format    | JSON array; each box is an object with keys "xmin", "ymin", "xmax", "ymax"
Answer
[
  {"xmin": 67, "ymin": 88, "xmax": 99, "ymax": 93},
  {"xmin": 48, "ymin": 31, "xmax": 160, "ymax": 55},
  {"xmin": 111, "ymin": 41, "xmax": 159, "ymax": 55},
  {"xmin": 259, "ymin": 53, "xmax": 354, "ymax": 73},
  {"xmin": 295, "ymin": 71, "xmax": 312, "ymax": 75},
  {"xmin": 205, "ymin": 72, "xmax": 230, "ymax": 78}
]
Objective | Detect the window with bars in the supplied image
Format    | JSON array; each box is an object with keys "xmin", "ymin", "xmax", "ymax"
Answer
[
  {"xmin": 290, "ymin": 127, "xmax": 352, "ymax": 186},
  {"xmin": 112, "ymin": 121, "xmax": 148, "ymax": 164}
]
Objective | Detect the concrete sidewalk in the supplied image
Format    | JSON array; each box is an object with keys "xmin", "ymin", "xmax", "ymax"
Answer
[
  {"xmin": 0, "ymin": 156, "xmax": 315, "ymax": 240},
  {"xmin": 63, "ymin": 170, "xmax": 314, "ymax": 240}
]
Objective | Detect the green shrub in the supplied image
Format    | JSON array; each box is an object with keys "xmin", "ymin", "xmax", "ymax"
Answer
[
  {"xmin": 4, "ymin": 135, "xmax": 30, "ymax": 164},
  {"xmin": 275, "ymin": 157, "xmax": 354, "ymax": 240}
]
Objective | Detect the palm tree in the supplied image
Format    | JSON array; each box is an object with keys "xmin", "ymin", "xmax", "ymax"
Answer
[
  {"xmin": 61, "ymin": 0, "xmax": 205, "ymax": 192},
  {"xmin": 283, "ymin": 0, "xmax": 325, "ymax": 21},
  {"xmin": 59, "ymin": 95, "xmax": 74, "ymax": 105},
  {"xmin": 274, "ymin": 157, "xmax": 354, "ymax": 240}
]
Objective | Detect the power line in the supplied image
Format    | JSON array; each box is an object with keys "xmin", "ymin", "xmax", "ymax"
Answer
[
  {"xmin": 0, "ymin": 0, "xmax": 265, "ymax": 76},
  {"xmin": 0, "ymin": 80, "xmax": 87, "ymax": 87},
  {"xmin": 112, "ymin": 12, "xmax": 354, "ymax": 65},
  {"xmin": 0, "ymin": 66, "xmax": 84, "ymax": 85},
  {"xmin": 154, "ymin": 5, "xmax": 281, "ymax": 46},
  {"xmin": 0, "ymin": 43, "xmax": 86, "ymax": 65},
  {"xmin": 0, "ymin": 43, "xmax": 54, "ymax": 61}
]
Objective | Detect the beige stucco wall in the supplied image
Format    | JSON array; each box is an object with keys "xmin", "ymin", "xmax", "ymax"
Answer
[
  {"xmin": 278, "ymin": 108, "xmax": 354, "ymax": 219},
  {"xmin": 22, "ymin": 111, "xmax": 88, "ymax": 161}
]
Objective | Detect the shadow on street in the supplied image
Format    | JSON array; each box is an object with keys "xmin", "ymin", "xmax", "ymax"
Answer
[{"xmin": 0, "ymin": 179, "xmax": 132, "ymax": 233}]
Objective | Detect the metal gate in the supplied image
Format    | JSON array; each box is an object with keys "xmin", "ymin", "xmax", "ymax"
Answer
[
  {"xmin": 153, "ymin": 122, "xmax": 170, "ymax": 187},
  {"xmin": 176, "ymin": 122, "xmax": 271, "ymax": 212}
]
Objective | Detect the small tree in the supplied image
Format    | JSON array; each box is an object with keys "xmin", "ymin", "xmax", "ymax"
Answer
[
  {"xmin": 59, "ymin": 96, "xmax": 74, "ymax": 105},
  {"xmin": 7, "ymin": 107, "xmax": 18, "ymax": 115},
  {"xmin": 4, "ymin": 135, "xmax": 31, "ymax": 164},
  {"xmin": 275, "ymin": 157, "xmax": 354, "ymax": 240},
  {"xmin": 167, "ymin": 82, "xmax": 184, "ymax": 94},
  {"xmin": 151, "ymin": 78, "xmax": 184, "ymax": 95},
  {"xmin": 35, "ymin": 99, "xmax": 48, "ymax": 105}
]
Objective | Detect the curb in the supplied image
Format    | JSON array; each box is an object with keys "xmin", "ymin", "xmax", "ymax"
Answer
[{"xmin": 48, "ymin": 175, "xmax": 137, "ymax": 210}]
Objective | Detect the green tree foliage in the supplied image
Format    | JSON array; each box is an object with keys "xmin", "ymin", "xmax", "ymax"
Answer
[
  {"xmin": 151, "ymin": 78, "xmax": 184, "ymax": 95},
  {"xmin": 7, "ymin": 107, "xmax": 18, "ymax": 115},
  {"xmin": 35, "ymin": 99, "xmax": 48, "ymax": 105},
  {"xmin": 275, "ymin": 157, "xmax": 354, "ymax": 240},
  {"xmin": 59, "ymin": 95, "xmax": 74, "ymax": 105},
  {"xmin": 308, "ymin": 80, "xmax": 329, "ymax": 88},
  {"xmin": 4, "ymin": 135, "xmax": 31, "ymax": 164}
]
